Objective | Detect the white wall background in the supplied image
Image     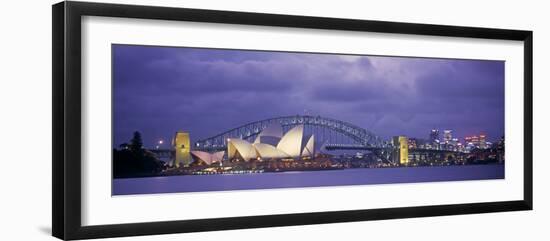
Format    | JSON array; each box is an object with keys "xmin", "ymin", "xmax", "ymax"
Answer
[{"xmin": 0, "ymin": 0, "xmax": 547, "ymax": 240}]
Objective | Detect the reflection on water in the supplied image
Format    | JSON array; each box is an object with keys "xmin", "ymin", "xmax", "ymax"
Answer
[{"xmin": 113, "ymin": 164, "xmax": 504, "ymax": 195}]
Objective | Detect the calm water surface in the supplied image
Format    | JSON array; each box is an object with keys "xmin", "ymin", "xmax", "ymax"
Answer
[{"xmin": 113, "ymin": 164, "xmax": 504, "ymax": 195}]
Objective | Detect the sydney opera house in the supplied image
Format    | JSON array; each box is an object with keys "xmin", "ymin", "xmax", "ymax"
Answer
[{"xmin": 189, "ymin": 124, "xmax": 315, "ymax": 165}]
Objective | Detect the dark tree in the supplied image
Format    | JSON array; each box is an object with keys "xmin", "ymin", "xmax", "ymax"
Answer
[
  {"xmin": 129, "ymin": 131, "xmax": 143, "ymax": 153},
  {"xmin": 113, "ymin": 131, "xmax": 164, "ymax": 178}
]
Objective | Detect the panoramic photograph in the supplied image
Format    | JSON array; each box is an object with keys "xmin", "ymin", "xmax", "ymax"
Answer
[{"xmin": 112, "ymin": 44, "xmax": 505, "ymax": 195}]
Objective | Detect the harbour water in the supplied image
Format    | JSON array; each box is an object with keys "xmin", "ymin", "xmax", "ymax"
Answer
[{"xmin": 113, "ymin": 164, "xmax": 504, "ymax": 195}]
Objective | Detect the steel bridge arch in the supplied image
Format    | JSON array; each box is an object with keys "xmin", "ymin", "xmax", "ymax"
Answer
[{"xmin": 194, "ymin": 115, "xmax": 386, "ymax": 151}]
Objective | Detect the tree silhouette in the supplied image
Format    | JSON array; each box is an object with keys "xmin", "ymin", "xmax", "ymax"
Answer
[
  {"xmin": 129, "ymin": 131, "xmax": 143, "ymax": 153},
  {"xmin": 113, "ymin": 131, "xmax": 164, "ymax": 178}
]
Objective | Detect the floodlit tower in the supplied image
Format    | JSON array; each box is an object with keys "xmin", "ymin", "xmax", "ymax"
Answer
[
  {"xmin": 173, "ymin": 131, "xmax": 192, "ymax": 167},
  {"xmin": 393, "ymin": 136, "xmax": 409, "ymax": 165}
]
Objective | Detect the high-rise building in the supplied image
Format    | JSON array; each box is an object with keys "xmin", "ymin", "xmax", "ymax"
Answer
[
  {"xmin": 471, "ymin": 135, "xmax": 480, "ymax": 148},
  {"xmin": 429, "ymin": 129, "xmax": 440, "ymax": 144},
  {"xmin": 393, "ymin": 136, "xmax": 409, "ymax": 165},
  {"xmin": 451, "ymin": 138, "xmax": 459, "ymax": 145},
  {"xmin": 464, "ymin": 134, "xmax": 487, "ymax": 149},
  {"xmin": 173, "ymin": 131, "xmax": 192, "ymax": 167},
  {"xmin": 443, "ymin": 130, "xmax": 452, "ymax": 143},
  {"xmin": 479, "ymin": 134, "xmax": 487, "ymax": 149},
  {"xmin": 449, "ymin": 138, "xmax": 459, "ymax": 151}
]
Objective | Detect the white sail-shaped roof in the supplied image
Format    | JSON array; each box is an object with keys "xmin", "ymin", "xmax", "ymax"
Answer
[
  {"xmin": 211, "ymin": 151, "xmax": 225, "ymax": 163},
  {"xmin": 253, "ymin": 143, "xmax": 289, "ymax": 159},
  {"xmin": 227, "ymin": 138, "xmax": 257, "ymax": 161},
  {"xmin": 301, "ymin": 134, "xmax": 315, "ymax": 157},
  {"xmin": 191, "ymin": 150, "xmax": 225, "ymax": 165},
  {"xmin": 191, "ymin": 151, "xmax": 213, "ymax": 165},
  {"xmin": 276, "ymin": 125, "xmax": 304, "ymax": 157}
]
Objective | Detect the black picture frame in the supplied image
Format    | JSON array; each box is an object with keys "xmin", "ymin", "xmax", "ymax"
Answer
[{"xmin": 52, "ymin": 1, "xmax": 533, "ymax": 240}]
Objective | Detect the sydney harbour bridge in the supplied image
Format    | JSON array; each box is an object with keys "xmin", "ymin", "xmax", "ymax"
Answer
[{"xmin": 194, "ymin": 115, "xmax": 389, "ymax": 152}]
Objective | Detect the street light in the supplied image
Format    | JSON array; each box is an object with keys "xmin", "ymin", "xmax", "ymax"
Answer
[{"xmin": 156, "ymin": 139, "xmax": 164, "ymax": 150}]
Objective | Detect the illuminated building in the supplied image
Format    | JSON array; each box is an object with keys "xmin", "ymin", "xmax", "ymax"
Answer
[
  {"xmin": 497, "ymin": 136, "xmax": 505, "ymax": 149},
  {"xmin": 457, "ymin": 143, "xmax": 465, "ymax": 152},
  {"xmin": 479, "ymin": 134, "xmax": 487, "ymax": 149},
  {"xmin": 443, "ymin": 130, "xmax": 452, "ymax": 143},
  {"xmin": 227, "ymin": 124, "xmax": 315, "ymax": 161},
  {"xmin": 465, "ymin": 135, "xmax": 480, "ymax": 148},
  {"xmin": 450, "ymin": 138, "xmax": 459, "ymax": 151},
  {"xmin": 407, "ymin": 138, "xmax": 418, "ymax": 149},
  {"xmin": 173, "ymin": 131, "xmax": 192, "ymax": 167},
  {"xmin": 190, "ymin": 151, "xmax": 225, "ymax": 165},
  {"xmin": 464, "ymin": 134, "xmax": 487, "ymax": 149},
  {"xmin": 434, "ymin": 139, "xmax": 441, "ymax": 150},
  {"xmin": 392, "ymin": 136, "xmax": 409, "ymax": 165},
  {"xmin": 466, "ymin": 142, "xmax": 476, "ymax": 152},
  {"xmin": 472, "ymin": 135, "xmax": 480, "ymax": 147},
  {"xmin": 429, "ymin": 129, "xmax": 440, "ymax": 144}
]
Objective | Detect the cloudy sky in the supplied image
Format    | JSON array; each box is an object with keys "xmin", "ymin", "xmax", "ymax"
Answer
[{"xmin": 113, "ymin": 44, "xmax": 504, "ymax": 148}]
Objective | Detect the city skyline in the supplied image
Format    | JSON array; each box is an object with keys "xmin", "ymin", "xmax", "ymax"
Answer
[{"xmin": 113, "ymin": 45, "xmax": 505, "ymax": 148}]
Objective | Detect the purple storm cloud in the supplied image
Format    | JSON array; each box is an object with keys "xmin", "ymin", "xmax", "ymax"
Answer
[{"xmin": 113, "ymin": 45, "xmax": 504, "ymax": 148}]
